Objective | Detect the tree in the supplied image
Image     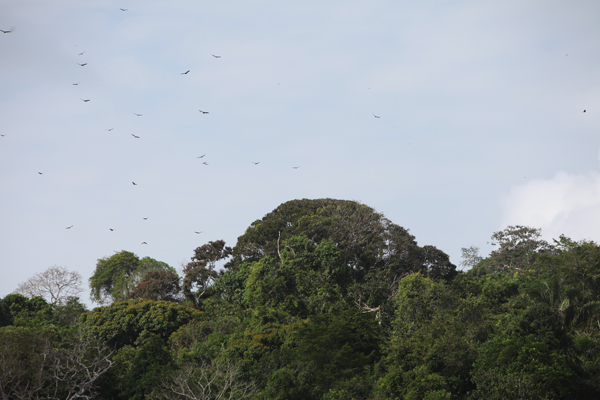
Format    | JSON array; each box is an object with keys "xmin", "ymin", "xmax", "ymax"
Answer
[
  {"xmin": 129, "ymin": 271, "xmax": 182, "ymax": 302},
  {"xmin": 89, "ymin": 251, "xmax": 175, "ymax": 304},
  {"xmin": 14, "ymin": 266, "xmax": 83, "ymax": 307},
  {"xmin": 152, "ymin": 359, "xmax": 257, "ymax": 400},
  {"xmin": 460, "ymin": 246, "xmax": 483, "ymax": 270},
  {"xmin": 183, "ymin": 240, "xmax": 232, "ymax": 309},
  {"xmin": 89, "ymin": 251, "xmax": 141, "ymax": 304},
  {"xmin": 488, "ymin": 226, "xmax": 552, "ymax": 272}
]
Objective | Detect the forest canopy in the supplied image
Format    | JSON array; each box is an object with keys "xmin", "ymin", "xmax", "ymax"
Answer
[{"xmin": 3, "ymin": 198, "xmax": 600, "ymax": 400}]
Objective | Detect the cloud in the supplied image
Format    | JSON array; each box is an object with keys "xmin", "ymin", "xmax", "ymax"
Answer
[{"xmin": 501, "ymin": 164, "xmax": 600, "ymax": 243}]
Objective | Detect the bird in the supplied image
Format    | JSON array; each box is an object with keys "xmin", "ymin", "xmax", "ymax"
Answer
[
  {"xmin": 105, "ymin": 128, "xmax": 114, "ymax": 131},
  {"xmin": 197, "ymin": 154, "xmax": 206, "ymax": 158},
  {"xmin": 80, "ymin": 98, "xmax": 90, "ymax": 102},
  {"xmin": 109, "ymin": 228, "xmax": 114, "ymax": 231},
  {"xmin": 132, "ymin": 182, "xmax": 137, "ymax": 185},
  {"xmin": 78, "ymin": 51, "xmax": 85, "ymax": 56},
  {"xmin": 142, "ymin": 242, "xmax": 147, "ymax": 245},
  {"xmin": 0, "ymin": 134, "xmax": 5, "ymax": 137},
  {"xmin": 292, "ymin": 166, "xmax": 300, "ymax": 169},
  {"xmin": 66, "ymin": 225, "xmax": 73, "ymax": 229},
  {"xmin": 38, "ymin": 172, "xmax": 43, "ymax": 175},
  {"xmin": 120, "ymin": 8, "xmax": 128, "ymax": 11},
  {"xmin": 77, "ymin": 63, "xmax": 87, "ymax": 66},
  {"xmin": 195, "ymin": 231, "xmax": 202, "ymax": 234},
  {"xmin": 72, "ymin": 82, "xmax": 80, "ymax": 85},
  {"xmin": 134, "ymin": 113, "xmax": 142, "ymax": 116},
  {"xmin": 252, "ymin": 162, "xmax": 260, "ymax": 165},
  {"xmin": 199, "ymin": 110, "xmax": 209, "ymax": 114},
  {"xmin": 202, "ymin": 162, "xmax": 208, "ymax": 165},
  {"xmin": 132, "ymin": 134, "xmax": 140, "ymax": 138},
  {"xmin": 181, "ymin": 70, "xmax": 190, "ymax": 75},
  {"xmin": 0, "ymin": 29, "xmax": 12, "ymax": 34},
  {"xmin": 143, "ymin": 217, "xmax": 148, "ymax": 220},
  {"xmin": 372, "ymin": 113, "xmax": 380, "ymax": 118},
  {"xmin": 583, "ymin": 110, "xmax": 587, "ymax": 113},
  {"xmin": 212, "ymin": 55, "xmax": 221, "ymax": 58}
]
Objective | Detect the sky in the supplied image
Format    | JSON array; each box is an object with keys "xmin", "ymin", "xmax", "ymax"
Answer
[{"xmin": 1, "ymin": 0, "xmax": 599, "ymax": 305}]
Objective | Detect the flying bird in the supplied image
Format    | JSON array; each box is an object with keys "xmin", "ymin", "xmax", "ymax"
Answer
[
  {"xmin": 181, "ymin": 70, "xmax": 190, "ymax": 75},
  {"xmin": 252, "ymin": 162, "xmax": 260, "ymax": 165},
  {"xmin": 77, "ymin": 63, "xmax": 87, "ymax": 66},
  {"xmin": 199, "ymin": 110, "xmax": 209, "ymax": 114},
  {"xmin": 197, "ymin": 154, "xmax": 206, "ymax": 158},
  {"xmin": 142, "ymin": 242, "xmax": 147, "ymax": 245},
  {"xmin": 292, "ymin": 166, "xmax": 300, "ymax": 169},
  {"xmin": 0, "ymin": 29, "xmax": 12, "ymax": 33},
  {"xmin": 195, "ymin": 231, "xmax": 202, "ymax": 234},
  {"xmin": 78, "ymin": 51, "xmax": 85, "ymax": 56},
  {"xmin": 72, "ymin": 82, "xmax": 80, "ymax": 85},
  {"xmin": 583, "ymin": 109, "xmax": 587, "ymax": 113},
  {"xmin": 132, "ymin": 181, "xmax": 137, "ymax": 185},
  {"xmin": 202, "ymin": 162, "xmax": 208, "ymax": 165},
  {"xmin": 80, "ymin": 98, "xmax": 90, "ymax": 102},
  {"xmin": 372, "ymin": 113, "xmax": 380, "ymax": 118},
  {"xmin": 143, "ymin": 217, "xmax": 148, "ymax": 220},
  {"xmin": 132, "ymin": 134, "xmax": 140, "ymax": 138},
  {"xmin": 109, "ymin": 229, "xmax": 114, "ymax": 231},
  {"xmin": 120, "ymin": 8, "xmax": 128, "ymax": 11},
  {"xmin": 105, "ymin": 128, "xmax": 114, "ymax": 131},
  {"xmin": 38, "ymin": 172, "xmax": 43, "ymax": 175},
  {"xmin": 66, "ymin": 225, "xmax": 73, "ymax": 229},
  {"xmin": 134, "ymin": 113, "xmax": 142, "ymax": 116},
  {"xmin": 212, "ymin": 55, "xmax": 221, "ymax": 58},
  {"xmin": 0, "ymin": 134, "xmax": 5, "ymax": 137}
]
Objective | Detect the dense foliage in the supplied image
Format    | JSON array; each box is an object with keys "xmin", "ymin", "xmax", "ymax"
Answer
[{"xmin": 3, "ymin": 198, "xmax": 600, "ymax": 399}]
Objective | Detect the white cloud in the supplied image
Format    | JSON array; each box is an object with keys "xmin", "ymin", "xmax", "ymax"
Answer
[{"xmin": 501, "ymin": 165, "xmax": 600, "ymax": 243}]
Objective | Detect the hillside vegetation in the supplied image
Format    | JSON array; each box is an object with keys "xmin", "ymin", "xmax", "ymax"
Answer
[{"xmin": 2, "ymin": 198, "xmax": 600, "ymax": 399}]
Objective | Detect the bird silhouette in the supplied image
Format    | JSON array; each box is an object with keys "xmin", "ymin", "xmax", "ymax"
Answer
[
  {"xmin": 252, "ymin": 162, "xmax": 260, "ymax": 165},
  {"xmin": 583, "ymin": 110, "xmax": 587, "ymax": 113},
  {"xmin": 0, "ymin": 29, "xmax": 12, "ymax": 33},
  {"xmin": 197, "ymin": 154, "xmax": 206, "ymax": 158},
  {"xmin": 66, "ymin": 225, "xmax": 73, "ymax": 229},
  {"xmin": 195, "ymin": 231, "xmax": 202, "ymax": 234},
  {"xmin": 181, "ymin": 70, "xmax": 190, "ymax": 75},
  {"xmin": 293, "ymin": 166, "xmax": 300, "ymax": 169},
  {"xmin": 372, "ymin": 113, "xmax": 380, "ymax": 118},
  {"xmin": 38, "ymin": 172, "xmax": 43, "ymax": 175},
  {"xmin": 132, "ymin": 134, "xmax": 140, "ymax": 138},
  {"xmin": 80, "ymin": 98, "xmax": 90, "ymax": 102},
  {"xmin": 77, "ymin": 63, "xmax": 87, "ymax": 67},
  {"xmin": 109, "ymin": 229, "xmax": 114, "ymax": 231},
  {"xmin": 106, "ymin": 128, "xmax": 114, "ymax": 131},
  {"xmin": 132, "ymin": 182, "xmax": 137, "ymax": 185},
  {"xmin": 199, "ymin": 110, "xmax": 209, "ymax": 114},
  {"xmin": 72, "ymin": 82, "xmax": 80, "ymax": 85},
  {"xmin": 78, "ymin": 51, "xmax": 85, "ymax": 56},
  {"xmin": 120, "ymin": 8, "xmax": 128, "ymax": 11},
  {"xmin": 143, "ymin": 217, "xmax": 148, "ymax": 220},
  {"xmin": 0, "ymin": 134, "xmax": 5, "ymax": 137},
  {"xmin": 212, "ymin": 55, "xmax": 221, "ymax": 58},
  {"xmin": 142, "ymin": 242, "xmax": 147, "ymax": 244},
  {"xmin": 202, "ymin": 162, "xmax": 208, "ymax": 165},
  {"xmin": 134, "ymin": 113, "xmax": 142, "ymax": 116}
]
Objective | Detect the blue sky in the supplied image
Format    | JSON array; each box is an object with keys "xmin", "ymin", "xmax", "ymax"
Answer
[{"xmin": 1, "ymin": 0, "xmax": 599, "ymax": 305}]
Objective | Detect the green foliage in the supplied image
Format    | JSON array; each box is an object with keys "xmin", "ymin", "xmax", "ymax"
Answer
[
  {"xmin": 0, "ymin": 293, "xmax": 53, "ymax": 327},
  {"xmin": 470, "ymin": 305, "xmax": 576, "ymax": 400},
  {"xmin": 128, "ymin": 270, "xmax": 182, "ymax": 302},
  {"xmin": 79, "ymin": 299, "xmax": 203, "ymax": 348},
  {"xmin": 89, "ymin": 250, "xmax": 141, "ymax": 304}
]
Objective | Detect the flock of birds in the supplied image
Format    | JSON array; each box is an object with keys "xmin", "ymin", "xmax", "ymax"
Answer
[{"xmin": 0, "ymin": 10, "xmax": 328, "ymax": 248}]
